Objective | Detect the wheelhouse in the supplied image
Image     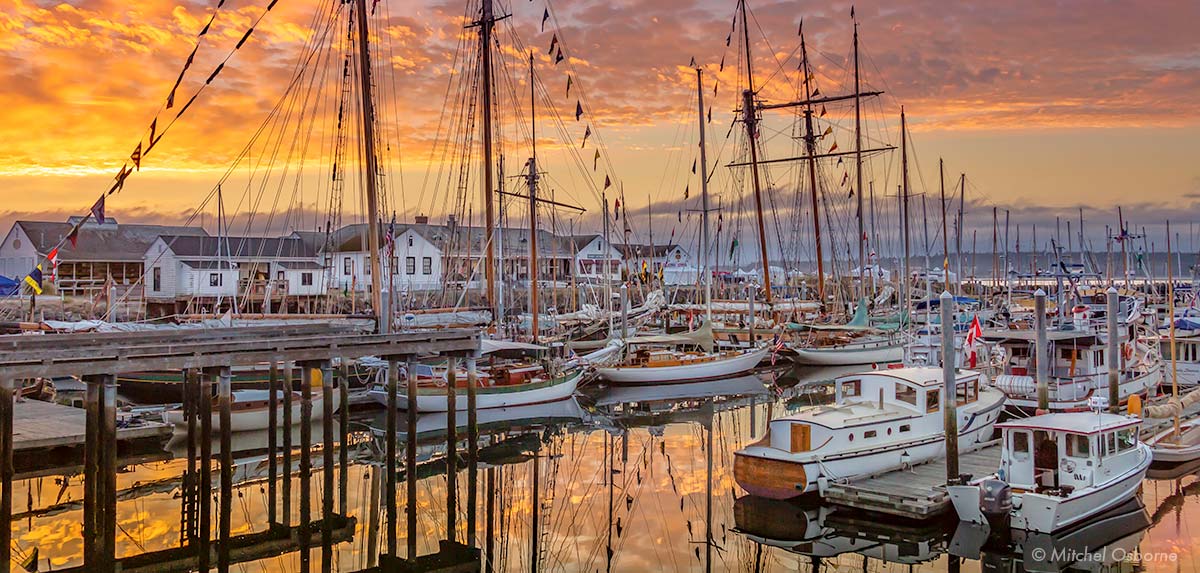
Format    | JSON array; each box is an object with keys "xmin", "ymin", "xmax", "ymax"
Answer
[{"xmin": 997, "ymin": 413, "xmax": 1141, "ymax": 494}]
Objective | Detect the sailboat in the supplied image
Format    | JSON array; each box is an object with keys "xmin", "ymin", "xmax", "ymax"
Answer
[
  {"xmin": 595, "ymin": 65, "xmax": 768, "ymax": 385},
  {"xmin": 789, "ymin": 300, "xmax": 904, "ymax": 365}
]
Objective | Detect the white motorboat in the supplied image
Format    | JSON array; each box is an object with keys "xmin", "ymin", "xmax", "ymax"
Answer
[
  {"xmin": 987, "ymin": 326, "xmax": 1161, "ymax": 416},
  {"xmin": 594, "ymin": 346, "xmax": 769, "ymax": 385},
  {"xmin": 948, "ymin": 411, "xmax": 1151, "ymax": 533},
  {"xmin": 163, "ymin": 388, "xmax": 339, "ymax": 432},
  {"xmin": 733, "ymin": 366, "xmax": 1004, "ymax": 499},
  {"xmin": 1145, "ymin": 416, "xmax": 1200, "ymax": 464},
  {"xmin": 369, "ymin": 367, "xmax": 584, "ymax": 412}
]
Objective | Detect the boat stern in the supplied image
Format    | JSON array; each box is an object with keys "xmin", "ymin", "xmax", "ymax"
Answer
[
  {"xmin": 733, "ymin": 448, "xmax": 812, "ymax": 499},
  {"xmin": 947, "ymin": 484, "xmax": 985, "ymax": 524}
]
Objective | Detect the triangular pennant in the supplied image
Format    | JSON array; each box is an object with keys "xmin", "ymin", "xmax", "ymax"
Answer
[
  {"xmin": 691, "ymin": 159, "xmax": 697, "ymax": 173},
  {"xmin": 575, "ymin": 101, "xmax": 583, "ymax": 121},
  {"xmin": 821, "ymin": 126, "xmax": 833, "ymax": 137},
  {"xmin": 725, "ymin": 33, "xmax": 731, "ymax": 47},
  {"xmin": 593, "ymin": 149, "xmax": 600, "ymax": 171},
  {"xmin": 719, "ymin": 55, "xmax": 725, "ymax": 72},
  {"xmin": 91, "ymin": 194, "xmax": 106, "ymax": 225},
  {"xmin": 684, "ymin": 185, "xmax": 689, "ymax": 199},
  {"xmin": 829, "ymin": 141, "xmax": 839, "ymax": 152},
  {"xmin": 130, "ymin": 141, "xmax": 143, "ymax": 171},
  {"xmin": 114, "ymin": 163, "xmax": 130, "ymax": 192},
  {"xmin": 812, "ymin": 87, "xmax": 820, "ymax": 98},
  {"xmin": 66, "ymin": 226, "xmax": 78, "ymax": 248},
  {"xmin": 581, "ymin": 125, "xmax": 591, "ymax": 148},
  {"xmin": 566, "ymin": 75, "xmax": 572, "ymax": 97},
  {"xmin": 820, "ymin": 104, "xmax": 827, "ymax": 117},
  {"xmin": 149, "ymin": 118, "xmax": 157, "ymax": 147},
  {"xmin": 688, "ymin": 56, "xmax": 696, "ymax": 68},
  {"xmin": 604, "ymin": 175, "xmax": 612, "ymax": 190},
  {"xmin": 547, "ymin": 34, "xmax": 558, "ymax": 55},
  {"xmin": 707, "ymin": 106, "xmax": 712, "ymax": 123},
  {"xmin": 555, "ymin": 47, "xmax": 564, "ymax": 64},
  {"xmin": 677, "ymin": 210, "xmax": 682, "ymax": 223},
  {"xmin": 541, "ymin": 8, "xmax": 549, "ymax": 32}
]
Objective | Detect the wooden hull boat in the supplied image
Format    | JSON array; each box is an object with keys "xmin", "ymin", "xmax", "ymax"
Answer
[
  {"xmin": 790, "ymin": 337, "xmax": 904, "ymax": 366},
  {"xmin": 163, "ymin": 389, "xmax": 340, "ymax": 432},
  {"xmin": 369, "ymin": 368, "xmax": 584, "ymax": 412},
  {"xmin": 594, "ymin": 346, "xmax": 769, "ymax": 385},
  {"xmin": 1146, "ymin": 417, "xmax": 1200, "ymax": 464},
  {"xmin": 734, "ymin": 367, "xmax": 1005, "ymax": 499}
]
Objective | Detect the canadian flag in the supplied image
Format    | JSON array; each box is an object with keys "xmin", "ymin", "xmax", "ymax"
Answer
[{"xmin": 965, "ymin": 315, "xmax": 983, "ymax": 368}]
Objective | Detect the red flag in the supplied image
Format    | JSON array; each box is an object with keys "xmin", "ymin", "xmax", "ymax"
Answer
[{"xmin": 66, "ymin": 226, "xmax": 78, "ymax": 248}]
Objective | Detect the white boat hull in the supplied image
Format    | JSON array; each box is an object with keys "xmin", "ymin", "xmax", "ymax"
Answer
[
  {"xmin": 369, "ymin": 370, "xmax": 584, "ymax": 412},
  {"xmin": 948, "ymin": 444, "xmax": 1151, "ymax": 533},
  {"xmin": 595, "ymin": 347, "xmax": 769, "ymax": 385},
  {"xmin": 1147, "ymin": 418, "xmax": 1200, "ymax": 464},
  {"xmin": 164, "ymin": 391, "xmax": 340, "ymax": 433},
  {"xmin": 791, "ymin": 342, "xmax": 904, "ymax": 366}
]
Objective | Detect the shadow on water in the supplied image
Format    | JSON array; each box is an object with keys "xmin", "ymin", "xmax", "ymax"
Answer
[{"xmin": 5, "ymin": 366, "xmax": 1200, "ymax": 572}]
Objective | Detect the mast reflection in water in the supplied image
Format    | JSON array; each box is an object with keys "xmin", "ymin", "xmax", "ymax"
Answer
[{"xmin": 4, "ymin": 371, "xmax": 1197, "ymax": 571}]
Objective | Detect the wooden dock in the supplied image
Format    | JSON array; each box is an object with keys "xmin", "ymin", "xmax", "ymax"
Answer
[
  {"xmin": 12, "ymin": 399, "xmax": 170, "ymax": 451},
  {"xmin": 821, "ymin": 440, "xmax": 1001, "ymax": 519}
]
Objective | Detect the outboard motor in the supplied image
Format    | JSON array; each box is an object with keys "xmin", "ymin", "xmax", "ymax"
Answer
[{"xmin": 978, "ymin": 478, "xmax": 1012, "ymax": 530}]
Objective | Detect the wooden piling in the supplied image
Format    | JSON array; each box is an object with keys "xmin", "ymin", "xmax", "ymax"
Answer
[
  {"xmin": 1034, "ymin": 289, "xmax": 1049, "ymax": 412},
  {"xmin": 198, "ymin": 373, "xmax": 213, "ymax": 573},
  {"xmin": 940, "ymin": 291, "xmax": 959, "ymax": 482},
  {"xmin": 0, "ymin": 376, "xmax": 14, "ymax": 573},
  {"xmin": 217, "ymin": 367, "xmax": 233, "ymax": 572},
  {"xmin": 338, "ymin": 362, "xmax": 350, "ymax": 517},
  {"xmin": 406, "ymin": 358, "xmax": 418, "ymax": 559},
  {"xmin": 1107, "ymin": 286, "xmax": 1120, "ymax": 413},
  {"xmin": 299, "ymin": 363, "xmax": 314, "ymax": 572},
  {"xmin": 385, "ymin": 359, "xmax": 399, "ymax": 558},
  {"xmin": 184, "ymin": 369, "xmax": 198, "ymax": 544},
  {"xmin": 466, "ymin": 356, "xmax": 479, "ymax": 547},
  {"xmin": 83, "ymin": 379, "xmax": 99, "ymax": 568},
  {"xmin": 485, "ymin": 467, "xmax": 495, "ymax": 573},
  {"xmin": 446, "ymin": 356, "xmax": 458, "ymax": 541},
  {"xmin": 321, "ymin": 362, "xmax": 335, "ymax": 572},
  {"xmin": 267, "ymin": 362, "xmax": 279, "ymax": 526},
  {"xmin": 282, "ymin": 360, "xmax": 294, "ymax": 528}
]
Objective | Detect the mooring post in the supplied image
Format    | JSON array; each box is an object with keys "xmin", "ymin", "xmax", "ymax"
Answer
[
  {"xmin": 1107, "ymin": 286, "xmax": 1121, "ymax": 413},
  {"xmin": 466, "ymin": 355, "xmax": 479, "ymax": 547},
  {"xmin": 100, "ymin": 375, "xmax": 117, "ymax": 570},
  {"xmin": 282, "ymin": 360, "xmax": 294, "ymax": 528},
  {"xmin": 0, "ymin": 376, "xmax": 14, "ymax": 572},
  {"xmin": 299, "ymin": 362, "xmax": 314, "ymax": 572},
  {"xmin": 940, "ymin": 291, "xmax": 960, "ymax": 483},
  {"xmin": 267, "ymin": 362, "xmax": 279, "ymax": 526},
  {"xmin": 406, "ymin": 358, "xmax": 418, "ymax": 560},
  {"xmin": 1034, "ymin": 288, "xmax": 1049, "ymax": 413},
  {"xmin": 198, "ymin": 372, "xmax": 213, "ymax": 572},
  {"xmin": 620, "ymin": 283, "xmax": 629, "ymax": 341},
  {"xmin": 485, "ymin": 467, "xmax": 495, "ymax": 573},
  {"xmin": 184, "ymin": 369, "xmax": 198, "ymax": 544},
  {"xmin": 446, "ymin": 356, "xmax": 458, "ymax": 541},
  {"xmin": 321, "ymin": 361, "xmax": 335, "ymax": 572},
  {"xmin": 217, "ymin": 366, "xmax": 233, "ymax": 572},
  {"xmin": 385, "ymin": 358, "xmax": 399, "ymax": 558},
  {"xmin": 83, "ymin": 378, "xmax": 99, "ymax": 567},
  {"xmin": 338, "ymin": 362, "xmax": 350, "ymax": 516}
]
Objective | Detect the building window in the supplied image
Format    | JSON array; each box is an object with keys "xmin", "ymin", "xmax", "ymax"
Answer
[
  {"xmin": 152, "ymin": 267, "xmax": 161, "ymax": 292},
  {"xmin": 209, "ymin": 273, "xmax": 222, "ymax": 287},
  {"xmin": 277, "ymin": 270, "xmax": 284, "ymax": 280},
  {"xmin": 343, "ymin": 258, "xmax": 352, "ymax": 276},
  {"xmin": 422, "ymin": 257, "xmax": 432, "ymax": 275},
  {"xmin": 406, "ymin": 257, "xmax": 416, "ymax": 275},
  {"xmin": 408, "ymin": 236, "xmax": 414, "ymax": 247},
  {"xmin": 301, "ymin": 272, "xmax": 313, "ymax": 286}
]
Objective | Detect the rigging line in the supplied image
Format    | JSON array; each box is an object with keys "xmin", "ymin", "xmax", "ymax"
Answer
[{"xmin": 101, "ymin": 0, "xmax": 344, "ymax": 318}]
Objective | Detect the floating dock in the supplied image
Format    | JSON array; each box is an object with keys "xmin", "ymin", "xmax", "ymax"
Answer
[
  {"xmin": 12, "ymin": 399, "xmax": 170, "ymax": 452},
  {"xmin": 821, "ymin": 440, "xmax": 1002, "ymax": 519}
]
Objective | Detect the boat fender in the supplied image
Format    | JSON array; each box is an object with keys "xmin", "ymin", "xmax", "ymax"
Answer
[{"xmin": 816, "ymin": 475, "xmax": 829, "ymax": 494}]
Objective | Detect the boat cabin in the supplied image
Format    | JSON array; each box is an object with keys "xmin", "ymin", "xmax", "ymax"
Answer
[
  {"xmin": 985, "ymin": 328, "xmax": 1132, "ymax": 404},
  {"xmin": 995, "ymin": 413, "xmax": 1142, "ymax": 495}
]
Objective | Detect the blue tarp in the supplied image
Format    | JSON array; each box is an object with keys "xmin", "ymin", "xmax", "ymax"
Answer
[{"xmin": 0, "ymin": 275, "xmax": 17, "ymax": 296}]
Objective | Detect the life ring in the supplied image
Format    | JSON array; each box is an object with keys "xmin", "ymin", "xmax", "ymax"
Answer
[{"xmin": 1123, "ymin": 343, "xmax": 1134, "ymax": 361}]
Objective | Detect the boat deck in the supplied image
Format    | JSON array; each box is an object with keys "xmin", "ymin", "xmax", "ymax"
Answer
[
  {"xmin": 13, "ymin": 399, "xmax": 171, "ymax": 451},
  {"xmin": 821, "ymin": 440, "xmax": 1001, "ymax": 519}
]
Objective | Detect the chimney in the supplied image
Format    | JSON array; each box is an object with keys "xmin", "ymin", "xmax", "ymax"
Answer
[
  {"xmin": 446, "ymin": 214, "xmax": 457, "ymax": 229},
  {"xmin": 415, "ymin": 214, "xmax": 429, "ymax": 225}
]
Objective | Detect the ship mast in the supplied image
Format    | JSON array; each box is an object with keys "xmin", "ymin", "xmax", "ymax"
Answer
[
  {"xmin": 901, "ymin": 107, "xmax": 910, "ymax": 327},
  {"xmin": 527, "ymin": 52, "xmax": 540, "ymax": 342},
  {"xmin": 853, "ymin": 12, "xmax": 866, "ymax": 302},
  {"xmin": 697, "ymin": 66, "xmax": 713, "ymax": 326},
  {"xmin": 478, "ymin": 0, "xmax": 499, "ymax": 328},
  {"xmin": 355, "ymin": 0, "xmax": 385, "ymax": 332},
  {"xmin": 799, "ymin": 29, "xmax": 826, "ymax": 307},
  {"xmin": 738, "ymin": 0, "xmax": 774, "ymax": 302}
]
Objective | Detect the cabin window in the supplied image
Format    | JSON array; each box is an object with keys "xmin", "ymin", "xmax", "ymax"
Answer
[
  {"xmin": 422, "ymin": 257, "xmax": 432, "ymax": 275},
  {"xmin": 1066, "ymin": 434, "xmax": 1091, "ymax": 458},
  {"xmin": 1116, "ymin": 428, "xmax": 1137, "ymax": 453},
  {"xmin": 152, "ymin": 267, "xmax": 161, "ymax": 292},
  {"xmin": 1060, "ymin": 348, "xmax": 1077, "ymax": 360},
  {"xmin": 1012, "ymin": 431, "xmax": 1030, "ymax": 455},
  {"xmin": 343, "ymin": 258, "xmax": 352, "ymax": 276},
  {"xmin": 405, "ymin": 257, "xmax": 416, "ymax": 275},
  {"xmin": 956, "ymin": 380, "xmax": 979, "ymax": 405},
  {"xmin": 301, "ymin": 272, "xmax": 313, "ymax": 286},
  {"xmin": 1010, "ymin": 347, "xmax": 1030, "ymax": 358},
  {"xmin": 926, "ymin": 390, "xmax": 940, "ymax": 413},
  {"xmin": 209, "ymin": 273, "xmax": 222, "ymax": 287},
  {"xmin": 840, "ymin": 379, "xmax": 862, "ymax": 398},
  {"xmin": 864, "ymin": 430, "xmax": 877, "ymax": 439},
  {"xmin": 899, "ymin": 424, "xmax": 911, "ymax": 433},
  {"xmin": 1104, "ymin": 432, "xmax": 1117, "ymax": 455},
  {"xmin": 894, "ymin": 383, "xmax": 917, "ymax": 406}
]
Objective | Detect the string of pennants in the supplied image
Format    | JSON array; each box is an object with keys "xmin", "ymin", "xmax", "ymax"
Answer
[{"xmin": 20, "ymin": 0, "xmax": 279, "ymax": 295}]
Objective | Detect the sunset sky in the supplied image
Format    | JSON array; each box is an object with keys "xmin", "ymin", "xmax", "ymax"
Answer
[{"xmin": 1, "ymin": 0, "xmax": 1198, "ymax": 255}]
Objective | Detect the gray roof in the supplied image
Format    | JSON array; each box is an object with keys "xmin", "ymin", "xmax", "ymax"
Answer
[
  {"xmin": 159, "ymin": 235, "xmax": 316, "ymax": 259},
  {"xmin": 16, "ymin": 220, "xmax": 208, "ymax": 262},
  {"xmin": 179, "ymin": 260, "xmax": 235, "ymax": 270}
]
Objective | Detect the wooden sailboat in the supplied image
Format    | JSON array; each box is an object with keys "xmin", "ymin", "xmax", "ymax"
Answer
[
  {"xmin": 595, "ymin": 65, "xmax": 768, "ymax": 385},
  {"xmin": 163, "ymin": 387, "xmax": 340, "ymax": 432}
]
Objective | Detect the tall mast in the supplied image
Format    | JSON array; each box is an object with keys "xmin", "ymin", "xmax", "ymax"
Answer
[
  {"xmin": 479, "ymin": 0, "xmax": 499, "ymax": 327},
  {"xmin": 853, "ymin": 13, "xmax": 865, "ymax": 301},
  {"xmin": 527, "ymin": 52, "xmax": 540, "ymax": 343},
  {"xmin": 900, "ymin": 108, "xmax": 910, "ymax": 326},
  {"xmin": 800, "ymin": 29, "xmax": 826, "ymax": 306},
  {"xmin": 738, "ymin": 0, "xmax": 773, "ymax": 302},
  {"xmin": 355, "ymin": 0, "xmax": 385, "ymax": 332},
  {"xmin": 957, "ymin": 172, "xmax": 965, "ymax": 295},
  {"xmin": 697, "ymin": 66, "xmax": 713, "ymax": 326},
  {"xmin": 939, "ymin": 158, "xmax": 949, "ymax": 284}
]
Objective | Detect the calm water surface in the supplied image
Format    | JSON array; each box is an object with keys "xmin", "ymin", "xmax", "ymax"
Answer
[{"xmin": 7, "ymin": 367, "xmax": 1198, "ymax": 571}]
